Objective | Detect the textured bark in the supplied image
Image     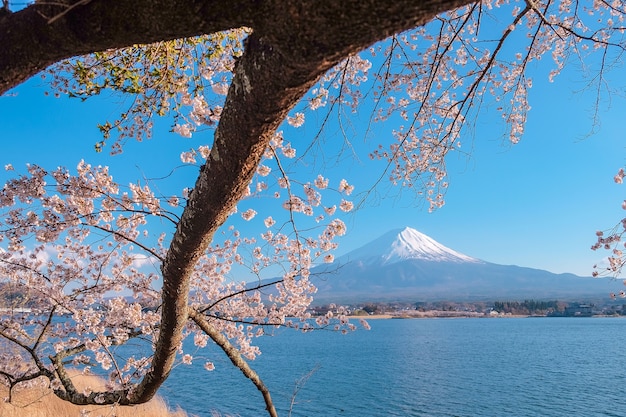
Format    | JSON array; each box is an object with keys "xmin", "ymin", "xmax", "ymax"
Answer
[{"xmin": 0, "ymin": 0, "xmax": 476, "ymax": 409}]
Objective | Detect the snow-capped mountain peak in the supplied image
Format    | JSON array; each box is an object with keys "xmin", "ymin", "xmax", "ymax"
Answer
[{"xmin": 341, "ymin": 227, "xmax": 481, "ymax": 265}]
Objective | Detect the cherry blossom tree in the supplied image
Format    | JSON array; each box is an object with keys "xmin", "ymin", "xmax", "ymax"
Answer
[{"xmin": 0, "ymin": 0, "xmax": 625, "ymax": 415}]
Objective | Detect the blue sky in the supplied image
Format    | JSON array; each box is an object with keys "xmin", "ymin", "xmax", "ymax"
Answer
[
  {"xmin": 1, "ymin": 39, "xmax": 625, "ymax": 280},
  {"xmin": 334, "ymin": 73, "xmax": 626, "ymax": 278}
]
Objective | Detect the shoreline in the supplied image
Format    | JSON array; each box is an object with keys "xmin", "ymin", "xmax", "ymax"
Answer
[
  {"xmin": 349, "ymin": 313, "xmax": 529, "ymax": 319},
  {"xmin": 351, "ymin": 314, "xmax": 393, "ymax": 319},
  {"xmin": 349, "ymin": 313, "xmax": 625, "ymax": 319}
]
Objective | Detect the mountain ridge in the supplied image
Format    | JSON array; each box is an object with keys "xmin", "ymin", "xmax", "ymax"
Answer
[{"xmin": 305, "ymin": 226, "xmax": 611, "ymax": 303}]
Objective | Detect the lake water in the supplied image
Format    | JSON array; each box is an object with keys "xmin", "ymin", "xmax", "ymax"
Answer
[{"xmin": 159, "ymin": 318, "xmax": 626, "ymax": 416}]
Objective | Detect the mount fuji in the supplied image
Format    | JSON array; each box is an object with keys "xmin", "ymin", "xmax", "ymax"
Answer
[
  {"xmin": 339, "ymin": 227, "xmax": 481, "ymax": 265},
  {"xmin": 308, "ymin": 227, "xmax": 611, "ymax": 303}
]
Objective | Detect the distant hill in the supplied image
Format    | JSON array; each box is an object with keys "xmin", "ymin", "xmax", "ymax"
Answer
[{"xmin": 304, "ymin": 227, "xmax": 613, "ymax": 303}]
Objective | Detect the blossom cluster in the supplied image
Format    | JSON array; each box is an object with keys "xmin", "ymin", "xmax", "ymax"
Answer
[
  {"xmin": 0, "ymin": 161, "xmax": 172, "ymax": 392},
  {"xmin": 46, "ymin": 30, "xmax": 248, "ymax": 153},
  {"xmin": 592, "ymin": 168, "xmax": 626, "ymax": 279},
  {"xmin": 0, "ymin": 157, "xmax": 362, "ymax": 395},
  {"xmin": 353, "ymin": 0, "xmax": 625, "ymax": 209}
]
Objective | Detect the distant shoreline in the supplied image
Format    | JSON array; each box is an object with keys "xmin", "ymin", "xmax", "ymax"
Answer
[
  {"xmin": 350, "ymin": 313, "xmax": 529, "ymax": 319},
  {"xmin": 351, "ymin": 314, "xmax": 393, "ymax": 319},
  {"xmin": 349, "ymin": 313, "xmax": 626, "ymax": 320}
]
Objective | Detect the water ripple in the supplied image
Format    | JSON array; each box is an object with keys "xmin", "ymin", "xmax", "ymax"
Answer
[{"xmin": 161, "ymin": 318, "xmax": 626, "ymax": 416}]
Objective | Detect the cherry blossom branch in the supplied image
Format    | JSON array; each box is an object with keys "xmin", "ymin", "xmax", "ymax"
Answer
[
  {"xmin": 89, "ymin": 224, "xmax": 164, "ymax": 262},
  {"xmin": 198, "ymin": 279, "xmax": 281, "ymax": 314},
  {"xmin": 188, "ymin": 308, "xmax": 277, "ymax": 417},
  {"xmin": 51, "ymin": 351, "xmax": 131, "ymax": 405},
  {"xmin": 0, "ymin": 369, "xmax": 51, "ymax": 402},
  {"xmin": 267, "ymin": 146, "xmax": 308, "ymax": 267},
  {"xmin": 49, "ymin": 328, "xmax": 147, "ymax": 405},
  {"xmin": 527, "ymin": 0, "xmax": 626, "ymax": 49}
]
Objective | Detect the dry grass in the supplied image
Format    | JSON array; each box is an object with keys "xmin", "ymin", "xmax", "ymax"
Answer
[{"xmin": 0, "ymin": 373, "xmax": 190, "ymax": 417}]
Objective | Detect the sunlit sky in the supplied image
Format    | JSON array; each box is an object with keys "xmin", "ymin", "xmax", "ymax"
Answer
[{"xmin": 1, "ymin": 34, "xmax": 626, "ymax": 279}]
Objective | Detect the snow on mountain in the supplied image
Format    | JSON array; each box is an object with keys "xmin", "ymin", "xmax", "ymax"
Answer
[{"xmin": 340, "ymin": 227, "xmax": 482, "ymax": 265}]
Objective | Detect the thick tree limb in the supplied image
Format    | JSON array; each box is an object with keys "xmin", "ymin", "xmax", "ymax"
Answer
[{"xmin": 0, "ymin": 0, "xmax": 474, "ymax": 96}]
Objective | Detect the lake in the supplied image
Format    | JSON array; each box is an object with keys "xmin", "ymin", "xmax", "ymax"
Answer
[{"xmin": 158, "ymin": 318, "xmax": 626, "ymax": 416}]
